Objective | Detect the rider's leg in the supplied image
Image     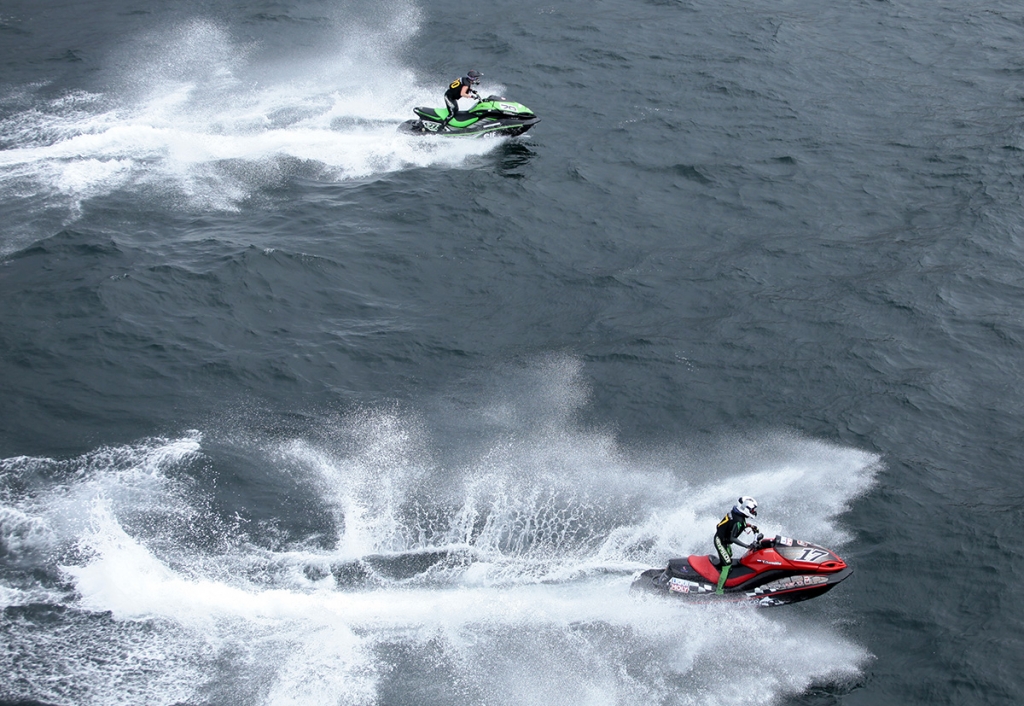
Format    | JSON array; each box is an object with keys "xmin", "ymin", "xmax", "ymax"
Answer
[
  {"xmin": 715, "ymin": 537, "xmax": 732, "ymax": 595},
  {"xmin": 441, "ymin": 96, "xmax": 457, "ymax": 130}
]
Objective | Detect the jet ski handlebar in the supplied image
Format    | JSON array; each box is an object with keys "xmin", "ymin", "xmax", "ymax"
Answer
[{"xmin": 748, "ymin": 532, "xmax": 772, "ymax": 551}]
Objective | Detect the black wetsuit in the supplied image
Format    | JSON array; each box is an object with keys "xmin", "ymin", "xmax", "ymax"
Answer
[
  {"xmin": 713, "ymin": 509, "xmax": 752, "ymax": 592},
  {"xmin": 443, "ymin": 77, "xmax": 474, "ymax": 125},
  {"xmin": 714, "ymin": 509, "xmax": 752, "ymax": 563}
]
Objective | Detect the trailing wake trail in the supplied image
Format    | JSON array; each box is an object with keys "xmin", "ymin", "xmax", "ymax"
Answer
[
  {"xmin": 0, "ymin": 362, "xmax": 878, "ymax": 706},
  {"xmin": 0, "ymin": 9, "xmax": 504, "ymax": 254}
]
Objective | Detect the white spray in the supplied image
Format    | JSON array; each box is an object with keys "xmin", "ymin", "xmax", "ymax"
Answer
[
  {"xmin": 1, "ymin": 362, "xmax": 877, "ymax": 706},
  {"xmin": 0, "ymin": 2, "xmax": 504, "ymax": 251}
]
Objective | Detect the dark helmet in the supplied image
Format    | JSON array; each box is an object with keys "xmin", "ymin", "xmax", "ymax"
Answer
[{"xmin": 467, "ymin": 70, "xmax": 482, "ymax": 84}]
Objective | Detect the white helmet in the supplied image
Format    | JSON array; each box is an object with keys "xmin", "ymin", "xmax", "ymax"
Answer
[{"xmin": 735, "ymin": 496, "xmax": 758, "ymax": 518}]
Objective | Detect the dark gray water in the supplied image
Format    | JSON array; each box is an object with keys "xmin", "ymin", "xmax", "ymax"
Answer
[{"xmin": 1, "ymin": 1, "xmax": 1023, "ymax": 704}]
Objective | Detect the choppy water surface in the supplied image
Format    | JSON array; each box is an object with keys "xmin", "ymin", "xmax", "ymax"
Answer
[{"xmin": 2, "ymin": 1, "xmax": 1023, "ymax": 704}]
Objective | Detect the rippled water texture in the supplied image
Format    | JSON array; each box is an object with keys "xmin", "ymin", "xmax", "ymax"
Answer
[{"xmin": 2, "ymin": 1, "xmax": 1023, "ymax": 705}]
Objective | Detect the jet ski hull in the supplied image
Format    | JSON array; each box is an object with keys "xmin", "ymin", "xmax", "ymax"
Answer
[
  {"xmin": 400, "ymin": 96, "xmax": 540, "ymax": 138},
  {"xmin": 630, "ymin": 536, "xmax": 853, "ymax": 607},
  {"xmin": 399, "ymin": 117, "xmax": 539, "ymax": 137}
]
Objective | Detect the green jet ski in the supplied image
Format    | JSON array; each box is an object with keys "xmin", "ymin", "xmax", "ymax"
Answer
[{"xmin": 400, "ymin": 95, "xmax": 540, "ymax": 137}]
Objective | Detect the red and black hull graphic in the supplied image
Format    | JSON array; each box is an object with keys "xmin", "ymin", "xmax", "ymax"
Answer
[{"xmin": 630, "ymin": 535, "xmax": 853, "ymax": 607}]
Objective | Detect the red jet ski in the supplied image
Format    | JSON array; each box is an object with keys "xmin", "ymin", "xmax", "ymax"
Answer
[{"xmin": 630, "ymin": 535, "xmax": 852, "ymax": 607}]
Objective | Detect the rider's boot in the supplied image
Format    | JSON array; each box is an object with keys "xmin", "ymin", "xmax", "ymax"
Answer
[{"xmin": 715, "ymin": 563, "xmax": 731, "ymax": 595}]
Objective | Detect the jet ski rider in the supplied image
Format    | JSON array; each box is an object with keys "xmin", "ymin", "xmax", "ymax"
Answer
[
  {"xmin": 714, "ymin": 496, "xmax": 759, "ymax": 595},
  {"xmin": 441, "ymin": 70, "xmax": 482, "ymax": 131}
]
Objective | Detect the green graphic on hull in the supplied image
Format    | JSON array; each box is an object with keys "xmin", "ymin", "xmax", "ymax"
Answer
[{"xmin": 407, "ymin": 97, "xmax": 539, "ymax": 137}]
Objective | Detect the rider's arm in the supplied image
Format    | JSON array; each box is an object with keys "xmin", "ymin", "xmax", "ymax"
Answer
[{"xmin": 730, "ymin": 521, "xmax": 752, "ymax": 548}]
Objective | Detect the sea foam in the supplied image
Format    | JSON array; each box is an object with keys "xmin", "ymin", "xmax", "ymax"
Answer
[{"xmin": 2, "ymin": 359, "xmax": 876, "ymax": 706}]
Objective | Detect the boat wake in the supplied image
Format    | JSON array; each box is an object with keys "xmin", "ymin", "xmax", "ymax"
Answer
[
  {"xmin": 0, "ymin": 3, "xmax": 503, "ymax": 252},
  {"xmin": 0, "ymin": 362, "xmax": 879, "ymax": 706}
]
